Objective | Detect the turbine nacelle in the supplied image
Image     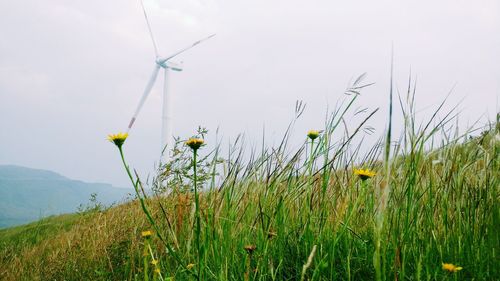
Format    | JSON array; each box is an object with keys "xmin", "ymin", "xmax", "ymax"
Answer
[{"xmin": 156, "ymin": 58, "xmax": 183, "ymax": 71}]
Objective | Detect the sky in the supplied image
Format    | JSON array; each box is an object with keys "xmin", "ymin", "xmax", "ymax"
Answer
[{"xmin": 0, "ymin": 0, "xmax": 498, "ymax": 187}]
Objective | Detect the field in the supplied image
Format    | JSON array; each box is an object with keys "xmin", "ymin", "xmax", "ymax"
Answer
[{"xmin": 1, "ymin": 81, "xmax": 498, "ymax": 280}]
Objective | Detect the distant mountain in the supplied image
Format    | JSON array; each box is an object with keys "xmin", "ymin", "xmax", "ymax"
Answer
[{"xmin": 0, "ymin": 165, "xmax": 132, "ymax": 228}]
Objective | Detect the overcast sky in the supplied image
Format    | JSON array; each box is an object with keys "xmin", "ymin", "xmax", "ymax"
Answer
[{"xmin": 1, "ymin": 0, "xmax": 498, "ymax": 187}]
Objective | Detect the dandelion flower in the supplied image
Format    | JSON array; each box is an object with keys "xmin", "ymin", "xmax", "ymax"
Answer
[
  {"xmin": 141, "ymin": 230, "xmax": 153, "ymax": 238},
  {"xmin": 186, "ymin": 263, "xmax": 195, "ymax": 270},
  {"xmin": 307, "ymin": 130, "xmax": 320, "ymax": 140},
  {"xmin": 186, "ymin": 138, "xmax": 204, "ymax": 150},
  {"xmin": 442, "ymin": 263, "xmax": 463, "ymax": 272},
  {"xmin": 107, "ymin": 132, "xmax": 128, "ymax": 148},
  {"xmin": 354, "ymin": 169, "xmax": 376, "ymax": 181},
  {"xmin": 244, "ymin": 244, "xmax": 257, "ymax": 254},
  {"xmin": 151, "ymin": 259, "xmax": 159, "ymax": 266}
]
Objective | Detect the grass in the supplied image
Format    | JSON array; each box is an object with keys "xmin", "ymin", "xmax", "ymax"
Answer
[
  {"xmin": 0, "ymin": 201, "xmax": 151, "ymax": 280},
  {"xmin": 0, "ymin": 213, "xmax": 79, "ymax": 251},
  {"xmin": 1, "ymin": 75, "xmax": 498, "ymax": 280}
]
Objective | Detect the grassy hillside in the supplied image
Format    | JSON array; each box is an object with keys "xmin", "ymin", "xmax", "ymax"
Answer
[
  {"xmin": 1, "ymin": 90, "xmax": 498, "ymax": 280},
  {"xmin": 0, "ymin": 165, "xmax": 132, "ymax": 228},
  {"xmin": 0, "ymin": 214, "xmax": 79, "ymax": 252},
  {"xmin": 0, "ymin": 202, "xmax": 149, "ymax": 280}
]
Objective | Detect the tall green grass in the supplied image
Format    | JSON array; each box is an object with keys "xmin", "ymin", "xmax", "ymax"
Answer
[{"xmin": 112, "ymin": 74, "xmax": 498, "ymax": 280}]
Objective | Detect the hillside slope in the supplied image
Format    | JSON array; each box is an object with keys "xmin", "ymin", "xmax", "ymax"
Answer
[
  {"xmin": 0, "ymin": 165, "xmax": 132, "ymax": 228},
  {"xmin": 0, "ymin": 201, "xmax": 148, "ymax": 280}
]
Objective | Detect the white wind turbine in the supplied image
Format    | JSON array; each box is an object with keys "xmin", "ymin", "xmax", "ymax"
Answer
[{"xmin": 127, "ymin": 1, "xmax": 215, "ymax": 160}]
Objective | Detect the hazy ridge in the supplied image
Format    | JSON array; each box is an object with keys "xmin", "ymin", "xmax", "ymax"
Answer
[{"xmin": 0, "ymin": 165, "xmax": 131, "ymax": 228}]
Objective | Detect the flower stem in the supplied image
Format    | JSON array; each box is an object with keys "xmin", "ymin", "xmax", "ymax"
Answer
[
  {"xmin": 192, "ymin": 149, "xmax": 202, "ymax": 280},
  {"xmin": 118, "ymin": 147, "xmax": 187, "ymax": 273}
]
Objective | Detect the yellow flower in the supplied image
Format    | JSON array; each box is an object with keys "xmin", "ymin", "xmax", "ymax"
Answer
[
  {"xmin": 186, "ymin": 263, "xmax": 195, "ymax": 270},
  {"xmin": 107, "ymin": 132, "xmax": 128, "ymax": 148},
  {"xmin": 442, "ymin": 263, "xmax": 463, "ymax": 272},
  {"xmin": 307, "ymin": 130, "xmax": 320, "ymax": 140},
  {"xmin": 151, "ymin": 259, "xmax": 159, "ymax": 265},
  {"xmin": 141, "ymin": 230, "xmax": 153, "ymax": 238},
  {"xmin": 354, "ymin": 169, "xmax": 376, "ymax": 181},
  {"xmin": 186, "ymin": 138, "xmax": 204, "ymax": 150},
  {"xmin": 154, "ymin": 267, "xmax": 161, "ymax": 274}
]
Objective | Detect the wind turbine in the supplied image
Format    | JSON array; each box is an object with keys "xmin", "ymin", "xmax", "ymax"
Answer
[{"xmin": 126, "ymin": 1, "xmax": 215, "ymax": 160}]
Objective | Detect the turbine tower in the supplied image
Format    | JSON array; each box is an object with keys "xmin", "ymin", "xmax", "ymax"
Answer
[{"xmin": 127, "ymin": 1, "xmax": 215, "ymax": 160}]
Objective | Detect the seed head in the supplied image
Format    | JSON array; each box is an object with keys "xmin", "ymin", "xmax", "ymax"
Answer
[
  {"xmin": 267, "ymin": 231, "xmax": 277, "ymax": 239},
  {"xmin": 244, "ymin": 244, "xmax": 257, "ymax": 254}
]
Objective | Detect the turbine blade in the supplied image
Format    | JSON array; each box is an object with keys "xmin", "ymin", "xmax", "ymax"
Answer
[
  {"xmin": 162, "ymin": 33, "xmax": 216, "ymax": 61},
  {"xmin": 140, "ymin": 0, "xmax": 160, "ymax": 57},
  {"xmin": 127, "ymin": 64, "xmax": 161, "ymax": 131}
]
